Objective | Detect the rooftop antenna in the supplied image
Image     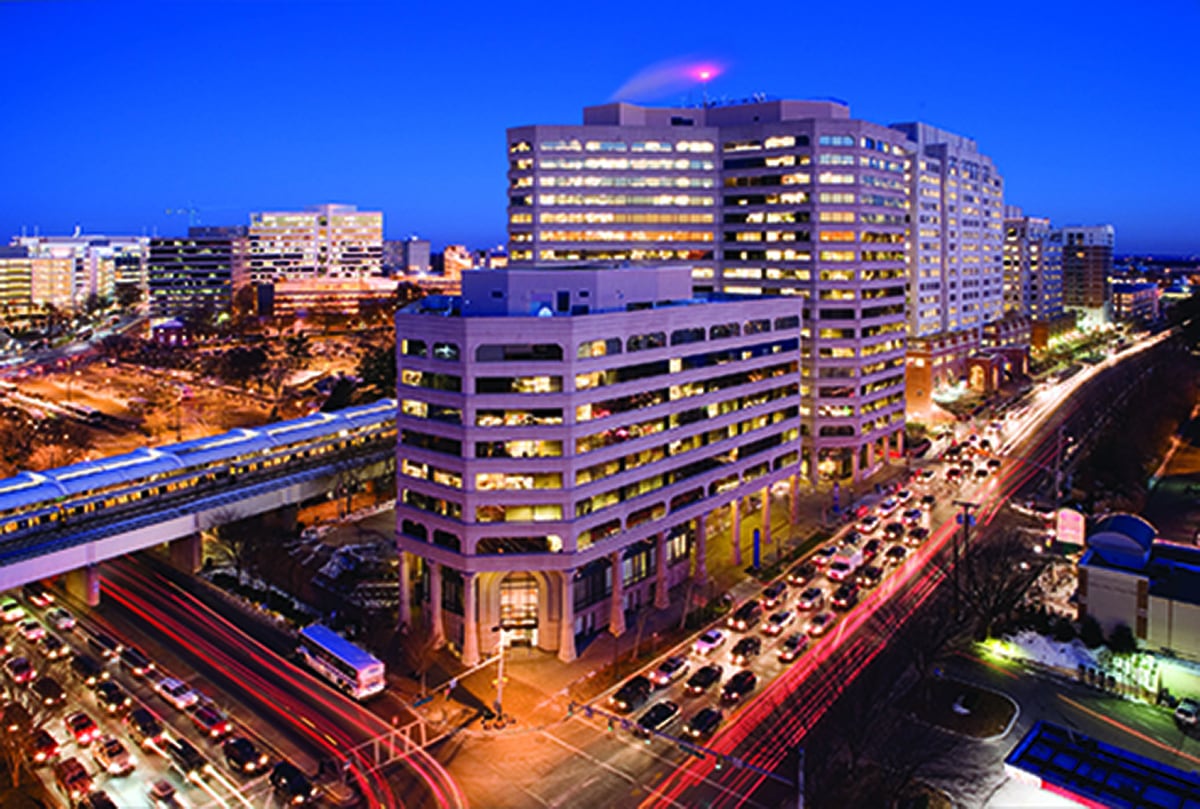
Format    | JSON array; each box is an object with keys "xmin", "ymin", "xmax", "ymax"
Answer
[{"xmin": 699, "ymin": 69, "xmax": 712, "ymax": 107}]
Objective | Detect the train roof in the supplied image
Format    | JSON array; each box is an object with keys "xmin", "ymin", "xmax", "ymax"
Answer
[
  {"xmin": 49, "ymin": 448, "xmax": 184, "ymax": 496},
  {"xmin": 0, "ymin": 472, "xmax": 67, "ymax": 512}
]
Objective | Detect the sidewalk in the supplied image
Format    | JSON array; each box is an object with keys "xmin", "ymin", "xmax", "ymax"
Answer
[{"xmin": 412, "ymin": 460, "xmax": 914, "ymax": 735}]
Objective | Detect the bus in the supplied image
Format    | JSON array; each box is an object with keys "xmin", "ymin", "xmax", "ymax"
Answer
[
  {"xmin": 60, "ymin": 401, "xmax": 103, "ymax": 424},
  {"xmin": 296, "ymin": 624, "xmax": 385, "ymax": 700}
]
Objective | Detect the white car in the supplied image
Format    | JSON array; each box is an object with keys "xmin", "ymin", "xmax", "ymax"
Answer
[
  {"xmin": 46, "ymin": 608, "xmax": 75, "ymax": 631},
  {"xmin": 693, "ymin": 629, "xmax": 726, "ymax": 656},
  {"xmin": 856, "ymin": 515, "xmax": 881, "ymax": 535},
  {"xmin": 16, "ymin": 619, "xmax": 45, "ymax": 642},
  {"xmin": 93, "ymin": 734, "xmax": 135, "ymax": 776},
  {"xmin": 826, "ymin": 561, "xmax": 854, "ymax": 582},
  {"xmin": 156, "ymin": 677, "xmax": 199, "ymax": 711},
  {"xmin": 876, "ymin": 497, "xmax": 899, "ymax": 516},
  {"xmin": 1176, "ymin": 697, "xmax": 1199, "ymax": 727},
  {"xmin": 649, "ymin": 656, "xmax": 691, "ymax": 688},
  {"xmin": 0, "ymin": 599, "xmax": 25, "ymax": 623}
]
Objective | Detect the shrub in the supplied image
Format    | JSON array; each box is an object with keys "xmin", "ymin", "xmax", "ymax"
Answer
[
  {"xmin": 1052, "ymin": 617, "xmax": 1077, "ymax": 643},
  {"xmin": 1079, "ymin": 615, "xmax": 1105, "ymax": 648},
  {"xmin": 1107, "ymin": 623, "xmax": 1138, "ymax": 655}
]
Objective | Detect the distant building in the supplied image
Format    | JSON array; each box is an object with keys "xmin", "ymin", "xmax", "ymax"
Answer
[
  {"xmin": 257, "ymin": 276, "xmax": 401, "ymax": 319},
  {"xmin": 0, "ymin": 246, "xmax": 37, "ymax": 315},
  {"xmin": 148, "ymin": 226, "xmax": 248, "ymax": 318},
  {"xmin": 10, "ymin": 233, "xmax": 149, "ymax": 310},
  {"xmin": 1077, "ymin": 513, "xmax": 1200, "ymax": 661},
  {"xmin": 1110, "ymin": 280, "xmax": 1160, "ymax": 323},
  {"xmin": 395, "ymin": 265, "xmax": 803, "ymax": 663},
  {"xmin": 246, "ymin": 204, "xmax": 382, "ymax": 283},
  {"xmin": 441, "ymin": 245, "xmax": 473, "ymax": 280},
  {"xmin": 384, "ymin": 237, "xmax": 431, "ymax": 276},
  {"xmin": 1004, "ymin": 206, "xmax": 1062, "ymax": 322},
  {"xmin": 1055, "ymin": 224, "xmax": 1114, "ymax": 322}
]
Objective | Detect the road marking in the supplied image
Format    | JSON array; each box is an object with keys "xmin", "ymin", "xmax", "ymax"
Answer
[{"xmin": 1058, "ymin": 694, "xmax": 1200, "ymax": 767}]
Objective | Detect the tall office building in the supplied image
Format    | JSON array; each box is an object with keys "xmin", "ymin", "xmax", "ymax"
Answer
[
  {"xmin": 148, "ymin": 226, "xmax": 248, "ymax": 318},
  {"xmin": 11, "ymin": 234, "xmax": 148, "ymax": 310},
  {"xmin": 1056, "ymin": 225, "xmax": 1115, "ymax": 319},
  {"xmin": 245, "ymin": 204, "xmax": 382, "ymax": 282},
  {"xmin": 395, "ymin": 265, "xmax": 803, "ymax": 661},
  {"xmin": 384, "ymin": 237, "xmax": 432, "ymax": 276},
  {"xmin": 0, "ymin": 247, "xmax": 36, "ymax": 315},
  {"xmin": 508, "ymin": 100, "xmax": 908, "ymax": 482},
  {"xmin": 1004, "ymin": 206, "xmax": 1062, "ymax": 321}
]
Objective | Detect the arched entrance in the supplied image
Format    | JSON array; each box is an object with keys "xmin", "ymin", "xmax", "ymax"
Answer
[{"xmin": 500, "ymin": 572, "xmax": 539, "ymax": 647}]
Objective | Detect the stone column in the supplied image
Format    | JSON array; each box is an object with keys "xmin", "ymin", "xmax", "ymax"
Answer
[
  {"xmin": 761, "ymin": 486, "xmax": 772, "ymax": 549},
  {"xmin": 609, "ymin": 551, "xmax": 626, "ymax": 636},
  {"xmin": 428, "ymin": 563, "xmax": 445, "ymax": 647},
  {"xmin": 559, "ymin": 570, "xmax": 577, "ymax": 662},
  {"xmin": 694, "ymin": 516, "xmax": 708, "ymax": 584},
  {"xmin": 852, "ymin": 448, "xmax": 861, "ymax": 482},
  {"xmin": 730, "ymin": 498, "xmax": 742, "ymax": 566},
  {"xmin": 398, "ymin": 551, "xmax": 412, "ymax": 630},
  {"xmin": 654, "ymin": 533, "xmax": 670, "ymax": 610},
  {"xmin": 461, "ymin": 571, "xmax": 479, "ymax": 666},
  {"xmin": 169, "ymin": 533, "xmax": 203, "ymax": 574},
  {"xmin": 790, "ymin": 474, "xmax": 800, "ymax": 525}
]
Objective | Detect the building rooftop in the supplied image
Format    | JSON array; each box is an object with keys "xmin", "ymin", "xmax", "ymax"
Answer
[{"xmin": 1005, "ymin": 720, "xmax": 1200, "ymax": 809}]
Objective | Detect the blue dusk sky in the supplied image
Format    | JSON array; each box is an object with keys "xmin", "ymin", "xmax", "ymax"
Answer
[{"xmin": 1, "ymin": 0, "xmax": 1197, "ymax": 255}]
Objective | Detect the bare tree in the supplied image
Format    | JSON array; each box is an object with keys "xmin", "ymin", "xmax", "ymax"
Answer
[{"xmin": 211, "ymin": 510, "xmax": 266, "ymax": 585}]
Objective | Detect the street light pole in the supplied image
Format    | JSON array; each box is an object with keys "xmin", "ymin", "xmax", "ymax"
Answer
[
  {"xmin": 951, "ymin": 499, "xmax": 979, "ymax": 621},
  {"xmin": 491, "ymin": 625, "xmax": 508, "ymax": 720}
]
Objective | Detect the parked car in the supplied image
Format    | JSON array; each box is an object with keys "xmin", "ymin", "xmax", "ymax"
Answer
[
  {"xmin": 720, "ymin": 670, "xmax": 758, "ymax": 703},
  {"xmin": 83, "ymin": 791, "xmax": 119, "ymax": 809},
  {"xmin": 649, "ymin": 656, "xmax": 690, "ymax": 689},
  {"xmin": 857, "ymin": 514, "xmax": 881, "ymax": 535},
  {"xmin": 223, "ymin": 735, "xmax": 269, "ymax": 774},
  {"xmin": 1176, "ymin": 697, "xmax": 1199, "ymax": 727},
  {"xmin": 778, "ymin": 633, "xmax": 810, "ymax": 663},
  {"xmin": 270, "ymin": 761, "xmax": 317, "ymax": 805},
  {"xmin": 862, "ymin": 539, "xmax": 884, "ymax": 560},
  {"xmin": 682, "ymin": 707, "xmax": 723, "ymax": 740},
  {"xmin": 684, "ymin": 664, "xmax": 723, "ymax": 696},
  {"xmin": 883, "ymin": 522, "xmax": 906, "ymax": 540},
  {"xmin": 895, "ymin": 489, "xmax": 913, "ymax": 504},
  {"xmin": 148, "ymin": 779, "xmax": 178, "ymax": 806},
  {"xmin": 636, "ymin": 700, "xmax": 680, "ymax": 737},
  {"xmin": 87, "ymin": 632, "xmax": 121, "ymax": 660},
  {"xmin": 901, "ymin": 508, "xmax": 923, "ymax": 526},
  {"xmin": 877, "ymin": 497, "xmax": 899, "ymax": 516},
  {"xmin": 920, "ymin": 493, "xmax": 937, "ymax": 509},
  {"xmin": 693, "ymin": 628, "xmax": 726, "ymax": 656},
  {"xmin": 609, "ymin": 675, "xmax": 652, "ymax": 713},
  {"xmin": 731, "ymin": 636, "xmax": 762, "ymax": 665},
  {"xmin": 811, "ymin": 544, "xmax": 839, "ymax": 567}
]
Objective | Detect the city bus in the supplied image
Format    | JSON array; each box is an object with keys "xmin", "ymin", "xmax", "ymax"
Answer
[{"xmin": 296, "ymin": 624, "xmax": 385, "ymax": 700}]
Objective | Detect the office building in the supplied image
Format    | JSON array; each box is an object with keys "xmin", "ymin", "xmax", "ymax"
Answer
[
  {"xmin": 148, "ymin": 226, "xmax": 248, "ymax": 318},
  {"xmin": 1111, "ymin": 280, "xmax": 1160, "ymax": 323},
  {"xmin": 395, "ymin": 265, "xmax": 803, "ymax": 662},
  {"xmin": 245, "ymin": 204, "xmax": 382, "ymax": 283},
  {"xmin": 508, "ymin": 100, "xmax": 908, "ymax": 482},
  {"xmin": 1003, "ymin": 206, "xmax": 1062, "ymax": 321},
  {"xmin": 11, "ymin": 234, "xmax": 149, "ymax": 310},
  {"xmin": 384, "ymin": 237, "xmax": 432, "ymax": 276},
  {"xmin": 1056, "ymin": 224, "xmax": 1114, "ymax": 320}
]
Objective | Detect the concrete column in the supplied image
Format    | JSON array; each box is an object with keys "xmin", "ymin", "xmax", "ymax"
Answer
[
  {"xmin": 398, "ymin": 552, "xmax": 412, "ymax": 630},
  {"xmin": 65, "ymin": 565, "xmax": 101, "ymax": 607},
  {"xmin": 461, "ymin": 571, "xmax": 479, "ymax": 666},
  {"xmin": 894, "ymin": 429, "xmax": 905, "ymax": 460},
  {"xmin": 851, "ymin": 449, "xmax": 861, "ymax": 483},
  {"xmin": 609, "ymin": 551, "xmax": 626, "ymax": 637},
  {"xmin": 428, "ymin": 563, "xmax": 445, "ymax": 647},
  {"xmin": 168, "ymin": 533, "xmax": 203, "ymax": 574},
  {"xmin": 694, "ymin": 516, "xmax": 708, "ymax": 584},
  {"xmin": 730, "ymin": 499, "xmax": 742, "ymax": 566},
  {"xmin": 790, "ymin": 474, "xmax": 800, "ymax": 525},
  {"xmin": 654, "ymin": 533, "xmax": 670, "ymax": 610},
  {"xmin": 559, "ymin": 570, "xmax": 577, "ymax": 662},
  {"xmin": 761, "ymin": 486, "xmax": 772, "ymax": 549},
  {"xmin": 865, "ymin": 441, "xmax": 874, "ymax": 472}
]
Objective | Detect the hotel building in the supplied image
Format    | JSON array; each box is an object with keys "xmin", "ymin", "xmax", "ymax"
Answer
[
  {"xmin": 508, "ymin": 99, "xmax": 907, "ymax": 482},
  {"xmin": 395, "ymin": 265, "xmax": 803, "ymax": 662},
  {"xmin": 245, "ymin": 204, "xmax": 383, "ymax": 283}
]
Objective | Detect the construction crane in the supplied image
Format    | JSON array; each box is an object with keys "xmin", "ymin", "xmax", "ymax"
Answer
[{"xmin": 165, "ymin": 203, "xmax": 201, "ymax": 227}]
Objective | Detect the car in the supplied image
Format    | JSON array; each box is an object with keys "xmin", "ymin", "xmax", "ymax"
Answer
[
  {"xmin": 2, "ymin": 701, "xmax": 31, "ymax": 733},
  {"xmin": 0, "ymin": 633, "xmax": 10, "ymax": 657},
  {"xmin": 811, "ymin": 544, "xmax": 839, "ymax": 567},
  {"xmin": 840, "ymin": 530, "xmax": 864, "ymax": 547},
  {"xmin": 636, "ymin": 700, "xmax": 680, "ymax": 737},
  {"xmin": 763, "ymin": 610, "xmax": 795, "ymax": 636},
  {"xmin": 1176, "ymin": 697, "xmax": 1199, "ymax": 727},
  {"xmin": 28, "ymin": 727, "xmax": 59, "ymax": 765},
  {"xmin": 856, "ymin": 565, "xmax": 884, "ymax": 589},
  {"xmin": 70, "ymin": 654, "xmax": 109, "ymax": 688},
  {"xmin": 223, "ymin": 735, "xmax": 269, "ymax": 774},
  {"xmin": 32, "ymin": 675, "xmax": 66, "ymax": 708},
  {"xmin": 92, "ymin": 734, "xmax": 134, "ymax": 776},
  {"xmin": 682, "ymin": 707, "xmax": 724, "ymax": 739},
  {"xmin": 124, "ymin": 707, "xmax": 165, "ymax": 748},
  {"xmin": 95, "ymin": 681, "xmax": 133, "ymax": 715},
  {"xmin": 39, "ymin": 633, "xmax": 69, "ymax": 661},
  {"xmin": 883, "ymin": 521, "xmax": 906, "ymax": 540},
  {"xmin": 87, "ymin": 631, "xmax": 122, "ymax": 660},
  {"xmin": 16, "ymin": 619, "xmax": 45, "ymax": 642},
  {"xmin": 22, "ymin": 582, "xmax": 54, "ymax": 609},
  {"xmin": 786, "ymin": 561, "xmax": 815, "ymax": 586},
  {"xmin": 946, "ymin": 466, "xmax": 963, "ymax": 481},
  {"xmin": 271, "ymin": 760, "xmax": 318, "ymax": 804},
  {"xmin": 896, "ymin": 489, "xmax": 913, "ymax": 504},
  {"xmin": 805, "ymin": 611, "xmax": 837, "ymax": 637},
  {"xmin": 862, "ymin": 538, "xmax": 884, "ymax": 560},
  {"xmin": 156, "ymin": 677, "xmax": 199, "ymax": 710},
  {"xmin": 720, "ymin": 670, "xmax": 757, "ymax": 703},
  {"xmin": 974, "ymin": 466, "xmax": 989, "ymax": 479},
  {"xmin": 906, "ymin": 526, "xmax": 930, "ymax": 546},
  {"xmin": 5, "ymin": 654, "xmax": 35, "ymax": 685},
  {"xmin": 693, "ymin": 628, "xmax": 726, "ymax": 656},
  {"xmin": 731, "ymin": 636, "xmax": 761, "ymax": 665},
  {"xmin": 920, "ymin": 493, "xmax": 937, "ymax": 509},
  {"xmin": 856, "ymin": 515, "xmax": 881, "ymax": 535},
  {"xmin": 684, "ymin": 664, "xmax": 724, "ymax": 696},
  {"xmin": 84, "ymin": 791, "xmax": 120, "ymax": 809},
  {"xmin": 54, "ymin": 757, "xmax": 93, "ymax": 804},
  {"xmin": 727, "ymin": 600, "xmax": 763, "ymax": 631},
  {"xmin": 119, "ymin": 646, "xmax": 155, "ymax": 678},
  {"xmin": 0, "ymin": 598, "xmax": 25, "ymax": 623},
  {"xmin": 167, "ymin": 737, "xmax": 207, "ymax": 780},
  {"xmin": 610, "ymin": 675, "xmax": 652, "ymax": 713},
  {"xmin": 191, "ymin": 704, "xmax": 233, "ymax": 739},
  {"xmin": 917, "ymin": 468, "xmax": 937, "ymax": 481},
  {"xmin": 901, "ymin": 508, "xmax": 923, "ymax": 526},
  {"xmin": 649, "ymin": 655, "xmax": 690, "ymax": 688},
  {"xmin": 778, "ymin": 632, "xmax": 810, "ymax": 662},
  {"xmin": 65, "ymin": 711, "xmax": 101, "ymax": 746},
  {"xmin": 884, "ymin": 545, "xmax": 909, "ymax": 565},
  {"xmin": 46, "ymin": 607, "xmax": 75, "ymax": 632},
  {"xmin": 761, "ymin": 581, "xmax": 787, "ymax": 608},
  {"xmin": 796, "ymin": 586, "xmax": 825, "ymax": 611},
  {"xmin": 148, "ymin": 779, "xmax": 179, "ymax": 806},
  {"xmin": 831, "ymin": 583, "xmax": 859, "ymax": 610},
  {"xmin": 827, "ymin": 560, "xmax": 855, "ymax": 582},
  {"xmin": 877, "ymin": 497, "xmax": 899, "ymax": 516},
  {"xmin": 978, "ymin": 438, "xmax": 992, "ymax": 451}
]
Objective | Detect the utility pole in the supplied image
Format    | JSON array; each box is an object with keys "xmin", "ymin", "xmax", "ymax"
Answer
[
  {"xmin": 952, "ymin": 500, "xmax": 979, "ymax": 621},
  {"xmin": 1053, "ymin": 424, "xmax": 1065, "ymax": 506}
]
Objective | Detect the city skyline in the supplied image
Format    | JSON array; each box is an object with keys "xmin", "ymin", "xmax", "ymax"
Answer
[{"xmin": 2, "ymin": 0, "xmax": 1199, "ymax": 254}]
